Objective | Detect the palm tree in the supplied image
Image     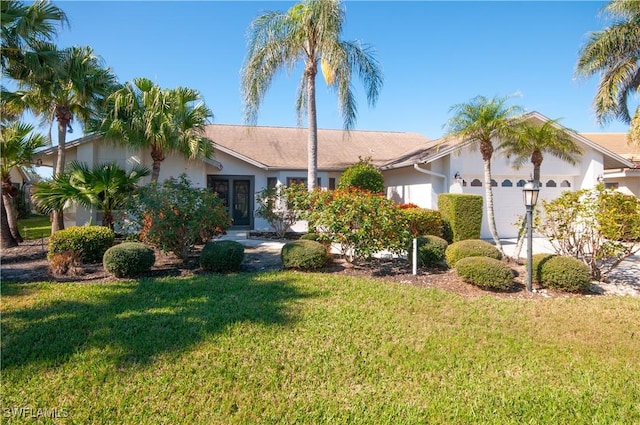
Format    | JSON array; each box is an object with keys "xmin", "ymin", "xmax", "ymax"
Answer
[
  {"xmin": 0, "ymin": 121, "xmax": 47, "ymax": 248},
  {"xmin": 443, "ymin": 95, "xmax": 524, "ymax": 255},
  {"xmin": 94, "ymin": 77, "xmax": 214, "ymax": 183},
  {"xmin": 33, "ymin": 160, "xmax": 150, "ymax": 229},
  {"xmin": 1, "ymin": 0, "xmax": 68, "ymax": 70},
  {"xmin": 575, "ymin": 0, "xmax": 640, "ymax": 147},
  {"xmin": 501, "ymin": 117, "xmax": 583, "ymax": 186},
  {"xmin": 241, "ymin": 0, "xmax": 383, "ymax": 190},
  {"xmin": 499, "ymin": 117, "xmax": 583, "ymax": 259},
  {"xmin": 5, "ymin": 45, "xmax": 119, "ymax": 231}
]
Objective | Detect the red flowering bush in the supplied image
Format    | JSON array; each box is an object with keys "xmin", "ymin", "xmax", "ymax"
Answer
[{"xmin": 306, "ymin": 188, "xmax": 411, "ymax": 262}]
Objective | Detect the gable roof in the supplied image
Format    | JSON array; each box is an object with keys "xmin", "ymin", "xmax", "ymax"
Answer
[
  {"xmin": 380, "ymin": 111, "xmax": 635, "ymax": 171},
  {"xmin": 204, "ymin": 124, "xmax": 431, "ymax": 171},
  {"xmin": 579, "ymin": 132, "xmax": 639, "ymax": 167}
]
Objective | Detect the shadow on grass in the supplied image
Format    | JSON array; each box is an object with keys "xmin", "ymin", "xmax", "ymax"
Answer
[{"xmin": 1, "ymin": 272, "xmax": 315, "ymax": 369}]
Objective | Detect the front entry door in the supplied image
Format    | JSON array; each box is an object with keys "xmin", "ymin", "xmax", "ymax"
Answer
[{"xmin": 207, "ymin": 175, "xmax": 253, "ymax": 229}]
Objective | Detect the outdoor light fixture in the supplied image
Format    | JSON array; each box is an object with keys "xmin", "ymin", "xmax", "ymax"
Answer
[{"xmin": 523, "ymin": 179, "xmax": 540, "ymax": 292}]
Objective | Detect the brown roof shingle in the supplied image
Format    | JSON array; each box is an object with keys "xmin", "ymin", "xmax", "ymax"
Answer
[{"xmin": 203, "ymin": 124, "xmax": 431, "ymax": 170}]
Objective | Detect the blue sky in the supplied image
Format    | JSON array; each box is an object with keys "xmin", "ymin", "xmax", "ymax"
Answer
[{"xmin": 42, "ymin": 0, "xmax": 630, "ymax": 142}]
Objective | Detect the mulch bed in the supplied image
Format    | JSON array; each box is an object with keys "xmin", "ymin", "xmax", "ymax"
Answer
[{"xmin": 0, "ymin": 237, "xmax": 616, "ymax": 300}]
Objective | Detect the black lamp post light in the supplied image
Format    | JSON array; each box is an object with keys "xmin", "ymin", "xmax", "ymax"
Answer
[{"xmin": 523, "ymin": 179, "xmax": 540, "ymax": 292}]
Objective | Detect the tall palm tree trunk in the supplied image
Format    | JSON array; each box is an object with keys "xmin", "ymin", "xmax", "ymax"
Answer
[
  {"xmin": 1, "ymin": 194, "xmax": 18, "ymax": 248},
  {"xmin": 483, "ymin": 159, "xmax": 504, "ymax": 255},
  {"xmin": 150, "ymin": 145, "xmax": 164, "ymax": 184},
  {"xmin": 52, "ymin": 109, "xmax": 70, "ymax": 232},
  {"xmin": 306, "ymin": 68, "xmax": 318, "ymax": 191},
  {"xmin": 2, "ymin": 193, "xmax": 23, "ymax": 242}
]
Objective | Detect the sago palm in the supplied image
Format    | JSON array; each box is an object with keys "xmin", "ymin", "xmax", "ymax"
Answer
[
  {"xmin": 0, "ymin": 121, "xmax": 47, "ymax": 247},
  {"xmin": 33, "ymin": 160, "xmax": 150, "ymax": 229},
  {"xmin": 241, "ymin": 0, "xmax": 383, "ymax": 190},
  {"xmin": 5, "ymin": 44, "xmax": 118, "ymax": 231},
  {"xmin": 443, "ymin": 95, "xmax": 524, "ymax": 255},
  {"xmin": 576, "ymin": 0, "xmax": 640, "ymax": 146},
  {"xmin": 95, "ymin": 77, "xmax": 214, "ymax": 183}
]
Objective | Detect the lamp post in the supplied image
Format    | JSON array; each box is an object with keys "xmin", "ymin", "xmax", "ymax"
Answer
[{"xmin": 523, "ymin": 179, "xmax": 540, "ymax": 292}]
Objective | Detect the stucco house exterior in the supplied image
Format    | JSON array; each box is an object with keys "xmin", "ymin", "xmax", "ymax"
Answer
[
  {"xmin": 579, "ymin": 132, "xmax": 640, "ymax": 197},
  {"xmin": 33, "ymin": 111, "xmax": 635, "ymax": 239}
]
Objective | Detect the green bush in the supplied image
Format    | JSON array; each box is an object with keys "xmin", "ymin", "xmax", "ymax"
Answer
[
  {"xmin": 532, "ymin": 253, "xmax": 556, "ymax": 284},
  {"xmin": 300, "ymin": 232, "xmax": 321, "ymax": 241},
  {"xmin": 438, "ymin": 194, "xmax": 483, "ymax": 242},
  {"xmin": 48, "ymin": 226, "xmax": 115, "ymax": 263},
  {"xmin": 337, "ymin": 158, "xmax": 384, "ymax": 194},
  {"xmin": 409, "ymin": 235, "xmax": 448, "ymax": 268},
  {"xmin": 401, "ymin": 208, "xmax": 443, "ymax": 237},
  {"xmin": 306, "ymin": 188, "xmax": 411, "ymax": 263},
  {"xmin": 103, "ymin": 242, "xmax": 155, "ymax": 278},
  {"xmin": 200, "ymin": 240, "xmax": 245, "ymax": 273},
  {"xmin": 445, "ymin": 239, "xmax": 502, "ymax": 268},
  {"xmin": 536, "ymin": 255, "xmax": 592, "ymax": 293},
  {"xmin": 455, "ymin": 256, "xmax": 514, "ymax": 291},
  {"xmin": 281, "ymin": 240, "xmax": 327, "ymax": 270}
]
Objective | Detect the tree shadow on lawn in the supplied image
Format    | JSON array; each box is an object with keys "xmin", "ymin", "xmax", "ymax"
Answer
[{"xmin": 1, "ymin": 272, "xmax": 317, "ymax": 370}]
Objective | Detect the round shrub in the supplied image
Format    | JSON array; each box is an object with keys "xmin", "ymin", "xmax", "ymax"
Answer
[
  {"xmin": 337, "ymin": 159, "xmax": 384, "ymax": 193},
  {"xmin": 410, "ymin": 235, "xmax": 448, "ymax": 268},
  {"xmin": 48, "ymin": 225, "xmax": 115, "ymax": 263},
  {"xmin": 103, "ymin": 242, "xmax": 155, "ymax": 278},
  {"xmin": 300, "ymin": 232, "xmax": 321, "ymax": 241},
  {"xmin": 532, "ymin": 253, "xmax": 556, "ymax": 284},
  {"xmin": 537, "ymin": 255, "xmax": 592, "ymax": 293},
  {"xmin": 281, "ymin": 240, "xmax": 327, "ymax": 270},
  {"xmin": 445, "ymin": 239, "xmax": 502, "ymax": 268},
  {"xmin": 200, "ymin": 240, "xmax": 245, "ymax": 273},
  {"xmin": 455, "ymin": 256, "xmax": 514, "ymax": 291}
]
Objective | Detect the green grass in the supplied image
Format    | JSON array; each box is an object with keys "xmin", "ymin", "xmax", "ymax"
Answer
[
  {"xmin": 16, "ymin": 214, "xmax": 51, "ymax": 240},
  {"xmin": 2, "ymin": 272, "xmax": 639, "ymax": 424}
]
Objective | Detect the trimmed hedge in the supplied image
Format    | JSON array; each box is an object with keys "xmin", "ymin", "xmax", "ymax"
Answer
[
  {"xmin": 445, "ymin": 239, "xmax": 502, "ymax": 268},
  {"xmin": 200, "ymin": 240, "xmax": 245, "ymax": 273},
  {"xmin": 401, "ymin": 208, "xmax": 443, "ymax": 237},
  {"xmin": 48, "ymin": 226, "xmax": 115, "ymax": 263},
  {"xmin": 535, "ymin": 255, "xmax": 592, "ymax": 293},
  {"xmin": 455, "ymin": 256, "xmax": 514, "ymax": 291},
  {"xmin": 409, "ymin": 235, "xmax": 448, "ymax": 268},
  {"xmin": 103, "ymin": 242, "xmax": 155, "ymax": 278},
  {"xmin": 437, "ymin": 194, "xmax": 483, "ymax": 242},
  {"xmin": 281, "ymin": 240, "xmax": 327, "ymax": 270}
]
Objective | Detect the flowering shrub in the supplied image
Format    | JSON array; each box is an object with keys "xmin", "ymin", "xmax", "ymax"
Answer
[
  {"xmin": 306, "ymin": 188, "xmax": 411, "ymax": 262},
  {"xmin": 255, "ymin": 183, "xmax": 308, "ymax": 238},
  {"xmin": 337, "ymin": 158, "xmax": 384, "ymax": 194},
  {"xmin": 126, "ymin": 175, "xmax": 231, "ymax": 260},
  {"xmin": 538, "ymin": 185, "xmax": 640, "ymax": 280}
]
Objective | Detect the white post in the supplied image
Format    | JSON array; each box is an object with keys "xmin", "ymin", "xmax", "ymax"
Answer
[{"xmin": 412, "ymin": 237, "xmax": 417, "ymax": 275}]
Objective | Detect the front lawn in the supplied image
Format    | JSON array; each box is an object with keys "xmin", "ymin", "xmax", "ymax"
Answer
[
  {"xmin": 16, "ymin": 214, "xmax": 51, "ymax": 240},
  {"xmin": 2, "ymin": 272, "xmax": 639, "ymax": 424}
]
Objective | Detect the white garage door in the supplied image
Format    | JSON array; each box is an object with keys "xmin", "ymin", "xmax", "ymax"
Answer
[{"xmin": 464, "ymin": 177, "xmax": 572, "ymax": 239}]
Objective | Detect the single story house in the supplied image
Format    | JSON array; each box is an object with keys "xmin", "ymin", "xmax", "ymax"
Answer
[
  {"xmin": 579, "ymin": 132, "xmax": 640, "ymax": 197},
  {"xmin": 33, "ymin": 111, "xmax": 635, "ymax": 239}
]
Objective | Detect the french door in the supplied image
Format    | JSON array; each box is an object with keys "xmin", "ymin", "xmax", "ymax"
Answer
[{"xmin": 207, "ymin": 175, "xmax": 253, "ymax": 228}]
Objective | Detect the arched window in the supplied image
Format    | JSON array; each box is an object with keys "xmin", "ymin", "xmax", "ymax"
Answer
[
  {"xmin": 491, "ymin": 179, "xmax": 497, "ymax": 187},
  {"xmin": 516, "ymin": 179, "xmax": 526, "ymax": 187},
  {"xmin": 560, "ymin": 180, "xmax": 571, "ymax": 188},
  {"xmin": 501, "ymin": 179, "xmax": 513, "ymax": 187},
  {"xmin": 546, "ymin": 180, "xmax": 557, "ymax": 188},
  {"xmin": 470, "ymin": 179, "xmax": 482, "ymax": 187}
]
